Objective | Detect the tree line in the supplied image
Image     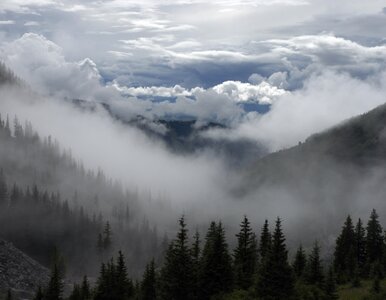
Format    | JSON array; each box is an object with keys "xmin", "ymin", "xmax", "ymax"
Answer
[{"xmin": 23, "ymin": 210, "xmax": 386, "ymax": 300}]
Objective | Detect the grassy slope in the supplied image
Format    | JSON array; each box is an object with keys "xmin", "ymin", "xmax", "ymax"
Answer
[{"xmin": 338, "ymin": 279, "xmax": 386, "ymax": 300}]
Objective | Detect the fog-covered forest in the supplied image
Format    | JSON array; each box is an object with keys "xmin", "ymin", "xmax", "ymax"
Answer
[{"xmin": 1, "ymin": 1, "xmax": 386, "ymax": 299}]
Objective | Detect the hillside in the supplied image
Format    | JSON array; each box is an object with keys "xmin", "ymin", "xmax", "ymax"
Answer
[{"xmin": 0, "ymin": 239, "xmax": 49, "ymax": 298}]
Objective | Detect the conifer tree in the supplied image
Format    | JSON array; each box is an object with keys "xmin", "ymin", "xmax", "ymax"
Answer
[
  {"xmin": 103, "ymin": 222, "xmax": 112, "ymax": 251},
  {"xmin": 259, "ymin": 220, "xmax": 271, "ymax": 263},
  {"xmin": 81, "ymin": 276, "xmax": 91, "ymax": 300},
  {"xmin": 6, "ymin": 289, "xmax": 12, "ymax": 300},
  {"xmin": 69, "ymin": 284, "xmax": 82, "ymax": 300},
  {"xmin": 305, "ymin": 241, "xmax": 324, "ymax": 287},
  {"xmin": 116, "ymin": 251, "xmax": 134, "ymax": 299},
  {"xmin": 141, "ymin": 259, "xmax": 157, "ymax": 300},
  {"xmin": 45, "ymin": 263, "xmax": 64, "ymax": 300},
  {"xmin": 366, "ymin": 209, "xmax": 384, "ymax": 265},
  {"xmin": 334, "ymin": 215, "xmax": 355, "ymax": 281},
  {"xmin": 0, "ymin": 169, "xmax": 7, "ymax": 205},
  {"xmin": 293, "ymin": 245, "xmax": 307, "ymax": 278},
  {"xmin": 354, "ymin": 218, "xmax": 367, "ymax": 275},
  {"xmin": 233, "ymin": 215, "xmax": 258, "ymax": 290},
  {"xmin": 199, "ymin": 221, "xmax": 233, "ymax": 300},
  {"xmin": 159, "ymin": 216, "xmax": 193, "ymax": 300},
  {"xmin": 191, "ymin": 231, "xmax": 200, "ymax": 300},
  {"xmin": 324, "ymin": 267, "xmax": 338, "ymax": 300},
  {"xmin": 33, "ymin": 286, "xmax": 44, "ymax": 300},
  {"xmin": 256, "ymin": 218, "xmax": 294, "ymax": 299}
]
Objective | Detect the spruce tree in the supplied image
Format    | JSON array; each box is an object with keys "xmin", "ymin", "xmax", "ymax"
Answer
[
  {"xmin": 233, "ymin": 215, "xmax": 258, "ymax": 290},
  {"xmin": 116, "ymin": 251, "xmax": 134, "ymax": 299},
  {"xmin": 324, "ymin": 267, "xmax": 338, "ymax": 300},
  {"xmin": 366, "ymin": 209, "xmax": 383, "ymax": 265},
  {"xmin": 305, "ymin": 241, "xmax": 324, "ymax": 287},
  {"xmin": 6, "ymin": 289, "xmax": 12, "ymax": 300},
  {"xmin": 354, "ymin": 218, "xmax": 367, "ymax": 275},
  {"xmin": 199, "ymin": 221, "xmax": 233, "ymax": 300},
  {"xmin": 33, "ymin": 286, "xmax": 44, "ymax": 300},
  {"xmin": 141, "ymin": 259, "xmax": 157, "ymax": 300},
  {"xmin": 256, "ymin": 218, "xmax": 294, "ymax": 300},
  {"xmin": 159, "ymin": 216, "xmax": 193, "ymax": 300},
  {"xmin": 191, "ymin": 231, "xmax": 200, "ymax": 300},
  {"xmin": 81, "ymin": 276, "xmax": 91, "ymax": 300},
  {"xmin": 0, "ymin": 169, "xmax": 7, "ymax": 206},
  {"xmin": 334, "ymin": 215, "xmax": 355, "ymax": 281},
  {"xmin": 293, "ymin": 245, "xmax": 307, "ymax": 278},
  {"xmin": 259, "ymin": 220, "xmax": 271, "ymax": 263},
  {"xmin": 45, "ymin": 263, "xmax": 64, "ymax": 300}
]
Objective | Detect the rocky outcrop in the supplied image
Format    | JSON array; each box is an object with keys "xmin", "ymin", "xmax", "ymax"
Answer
[{"xmin": 0, "ymin": 239, "xmax": 49, "ymax": 297}]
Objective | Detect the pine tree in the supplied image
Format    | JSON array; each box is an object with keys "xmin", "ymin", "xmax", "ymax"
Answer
[
  {"xmin": 305, "ymin": 241, "xmax": 324, "ymax": 287},
  {"xmin": 159, "ymin": 216, "xmax": 193, "ymax": 300},
  {"xmin": 366, "ymin": 209, "xmax": 383, "ymax": 265},
  {"xmin": 81, "ymin": 276, "xmax": 91, "ymax": 300},
  {"xmin": 259, "ymin": 220, "xmax": 271, "ymax": 263},
  {"xmin": 324, "ymin": 267, "xmax": 338, "ymax": 300},
  {"xmin": 103, "ymin": 221, "xmax": 112, "ymax": 251},
  {"xmin": 293, "ymin": 245, "xmax": 307, "ymax": 278},
  {"xmin": 141, "ymin": 259, "xmax": 157, "ymax": 300},
  {"xmin": 256, "ymin": 218, "xmax": 294, "ymax": 300},
  {"xmin": 0, "ymin": 169, "xmax": 7, "ymax": 206},
  {"xmin": 45, "ymin": 263, "xmax": 64, "ymax": 300},
  {"xmin": 191, "ymin": 230, "xmax": 200, "ymax": 300},
  {"xmin": 116, "ymin": 251, "xmax": 134, "ymax": 299},
  {"xmin": 354, "ymin": 218, "xmax": 366, "ymax": 275},
  {"xmin": 334, "ymin": 215, "xmax": 355, "ymax": 281},
  {"xmin": 199, "ymin": 221, "xmax": 233, "ymax": 300},
  {"xmin": 69, "ymin": 284, "xmax": 82, "ymax": 300},
  {"xmin": 233, "ymin": 215, "xmax": 258, "ymax": 290},
  {"xmin": 33, "ymin": 286, "xmax": 44, "ymax": 300},
  {"xmin": 6, "ymin": 289, "xmax": 12, "ymax": 300}
]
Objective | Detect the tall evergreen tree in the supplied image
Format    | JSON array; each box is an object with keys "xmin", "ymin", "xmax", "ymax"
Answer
[
  {"xmin": 33, "ymin": 286, "xmax": 44, "ymax": 300},
  {"xmin": 45, "ymin": 263, "xmax": 64, "ymax": 300},
  {"xmin": 0, "ymin": 169, "xmax": 7, "ymax": 205},
  {"xmin": 259, "ymin": 220, "xmax": 271, "ymax": 263},
  {"xmin": 293, "ymin": 245, "xmax": 307, "ymax": 278},
  {"xmin": 233, "ymin": 215, "xmax": 258, "ymax": 290},
  {"xmin": 199, "ymin": 221, "xmax": 233, "ymax": 300},
  {"xmin": 324, "ymin": 267, "xmax": 338, "ymax": 300},
  {"xmin": 115, "ymin": 251, "xmax": 134, "ymax": 299},
  {"xmin": 366, "ymin": 209, "xmax": 384, "ymax": 265},
  {"xmin": 256, "ymin": 218, "xmax": 294, "ymax": 300},
  {"xmin": 305, "ymin": 241, "xmax": 324, "ymax": 287},
  {"xmin": 334, "ymin": 215, "xmax": 355, "ymax": 281},
  {"xmin": 159, "ymin": 216, "xmax": 193, "ymax": 300},
  {"xmin": 191, "ymin": 230, "xmax": 201, "ymax": 300},
  {"xmin": 141, "ymin": 259, "xmax": 157, "ymax": 300},
  {"xmin": 81, "ymin": 276, "xmax": 91, "ymax": 300},
  {"xmin": 354, "ymin": 218, "xmax": 366, "ymax": 275}
]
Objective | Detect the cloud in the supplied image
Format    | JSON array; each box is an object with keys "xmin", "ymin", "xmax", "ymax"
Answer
[
  {"xmin": 206, "ymin": 71, "xmax": 386, "ymax": 151},
  {"xmin": 212, "ymin": 80, "xmax": 286, "ymax": 104},
  {"xmin": 0, "ymin": 20, "xmax": 15, "ymax": 25}
]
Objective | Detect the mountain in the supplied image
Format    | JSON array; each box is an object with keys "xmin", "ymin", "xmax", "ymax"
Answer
[
  {"xmin": 241, "ymin": 102, "xmax": 386, "ymax": 214},
  {"xmin": 0, "ymin": 239, "xmax": 49, "ymax": 298}
]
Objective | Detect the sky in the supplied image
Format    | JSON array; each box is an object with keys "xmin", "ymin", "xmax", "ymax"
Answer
[{"xmin": 0, "ymin": 0, "xmax": 386, "ymax": 150}]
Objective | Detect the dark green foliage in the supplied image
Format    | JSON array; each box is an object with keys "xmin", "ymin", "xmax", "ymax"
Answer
[
  {"xmin": 334, "ymin": 215, "xmax": 356, "ymax": 282},
  {"xmin": 366, "ymin": 210, "xmax": 384, "ymax": 265},
  {"xmin": 45, "ymin": 263, "xmax": 64, "ymax": 300},
  {"xmin": 94, "ymin": 252, "xmax": 134, "ymax": 300},
  {"xmin": 354, "ymin": 218, "xmax": 367, "ymax": 275},
  {"xmin": 191, "ymin": 231, "xmax": 200, "ymax": 300},
  {"xmin": 233, "ymin": 216, "xmax": 258, "ymax": 290},
  {"xmin": 141, "ymin": 259, "xmax": 157, "ymax": 300},
  {"xmin": 293, "ymin": 245, "xmax": 307, "ymax": 278},
  {"xmin": 159, "ymin": 216, "xmax": 194, "ymax": 300},
  {"xmin": 259, "ymin": 219, "xmax": 271, "ymax": 263},
  {"xmin": 81, "ymin": 276, "xmax": 91, "ymax": 300},
  {"xmin": 256, "ymin": 217, "xmax": 294, "ymax": 300},
  {"xmin": 199, "ymin": 221, "xmax": 233, "ymax": 300},
  {"xmin": 33, "ymin": 286, "xmax": 44, "ymax": 300},
  {"xmin": 5, "ymin": 289, "xmax": 12, "ymax": 300},
  {"xmin": 324, "ymin": 267, "xmax": 338, "ymax": 300},
  {"xmin": 305, "ymin": 242, "xmax": 324, "ymax": 287}
]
